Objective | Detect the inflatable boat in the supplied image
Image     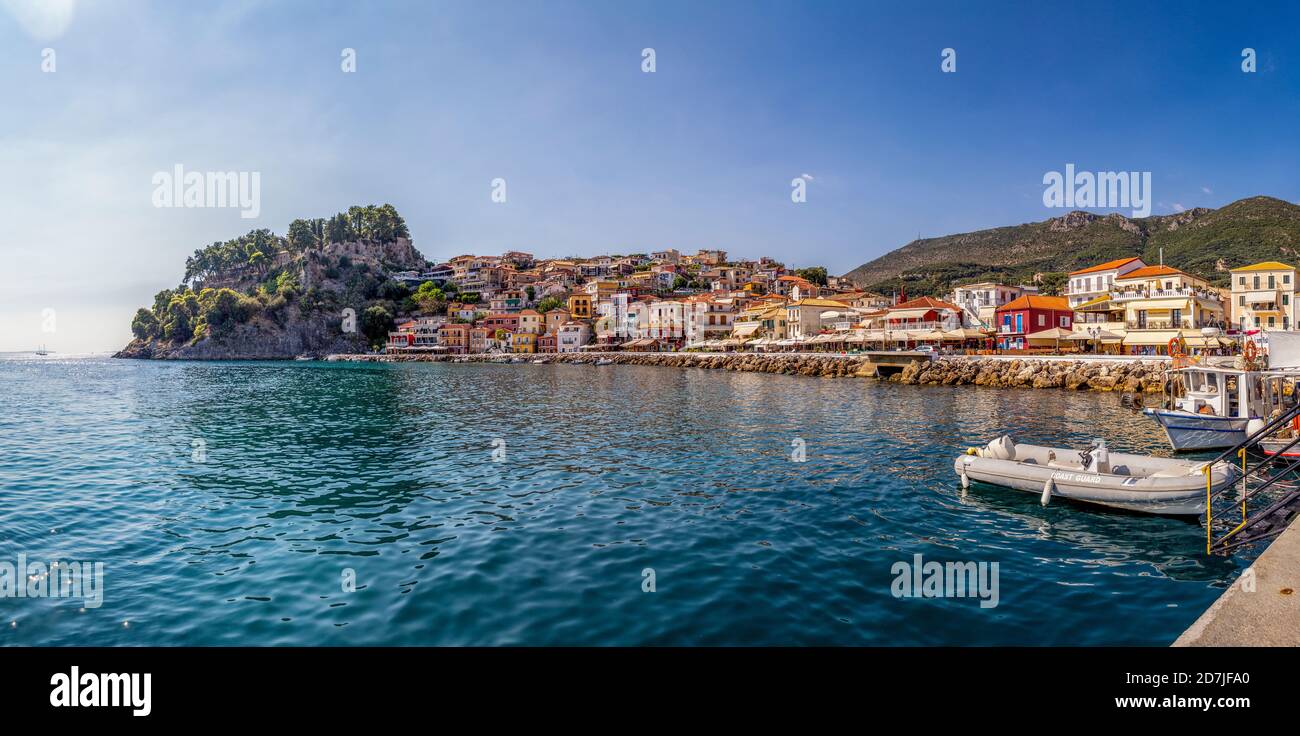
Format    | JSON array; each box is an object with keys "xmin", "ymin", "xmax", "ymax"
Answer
[{"xmin": 954, "ymin": 436, "xmax": 1237, "ymax": 515}]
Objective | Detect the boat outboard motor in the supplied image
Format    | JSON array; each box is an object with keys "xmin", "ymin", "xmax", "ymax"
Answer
[
  {"xmin": 984, "ymin": 435, "xmax": 1016, "ymax": 460},
  {"xmin": 1083, "ymin": 438, "xmax": 1110, "ymax": 474}
]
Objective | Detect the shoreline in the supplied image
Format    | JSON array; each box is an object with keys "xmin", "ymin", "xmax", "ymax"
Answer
[{"xmin": 323, "ymin": 351, "xmax": 1172, "ymax": 393}]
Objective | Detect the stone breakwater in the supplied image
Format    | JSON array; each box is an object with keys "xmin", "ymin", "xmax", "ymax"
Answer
[{"xmin": 330, "ymin": 353, "xmax": 1170, "ymax": 393}]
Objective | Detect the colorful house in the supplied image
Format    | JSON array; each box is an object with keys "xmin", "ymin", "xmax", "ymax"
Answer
[
  {"xmin": 994, "ymin": 295, "xmax": 1074, "ymax": 350},
  {"xmin": 510, "ymin": 332, "xmax": 537, "ymax": 354},
  {"xmin": 1230, "ymin": 261, "xmax": 1298, "ymax": 332},
  {"xmin": 567, "ymin": 294, "xmax": 593, "ymax": 319},
  {"xmin": 1065, "ymin": 257, "xmax": 1145, "ymax": 308},
  {"xmin": 437, "ymin": 323, "xmax": 471, "ymax": 354},
  {"xmin": 1113, "ymin": 265, "xmax": 1224, "ymax": 353}
]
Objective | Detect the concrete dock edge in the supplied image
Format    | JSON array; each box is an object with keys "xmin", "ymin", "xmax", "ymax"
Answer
[{"xmin": 1174, "ymin": 516, "xmax": 1300, "ymax": 646}]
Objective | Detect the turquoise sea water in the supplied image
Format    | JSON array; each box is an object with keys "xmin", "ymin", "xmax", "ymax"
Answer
[{"xmin": 0, "ymin": 356, "xmax": 1250, "ymax": 645}]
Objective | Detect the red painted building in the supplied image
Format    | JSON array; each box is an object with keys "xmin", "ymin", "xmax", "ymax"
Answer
[{"xmin": 994, "ymin": 295, "xmax": 1074, "ymax": 349}]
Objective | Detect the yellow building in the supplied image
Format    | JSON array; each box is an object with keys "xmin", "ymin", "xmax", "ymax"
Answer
[
  {"xmin": 510, "ymin": 332, "xmax": 537, "ymax": 354},
  {"xmin": 1230, "ymin": 261, "xmax": 1297, "ymax": 331},
  {"xmin": 567, "ymin": 294, "xmax": 593, "ymax": 320},
  {"xmin": 1112, "ymin": 265, "xmax": 1224, "ymax": 353}
]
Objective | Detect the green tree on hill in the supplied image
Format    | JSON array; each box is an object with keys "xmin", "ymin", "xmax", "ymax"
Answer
[{"xmin": 361, "ymin": 305, "xmax": 394, "ymax": 346}]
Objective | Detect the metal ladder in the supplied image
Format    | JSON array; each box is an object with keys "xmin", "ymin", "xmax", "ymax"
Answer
[{"xmin": 1202, "ymin": 403, "xmax": 1300, "ymax": 555}]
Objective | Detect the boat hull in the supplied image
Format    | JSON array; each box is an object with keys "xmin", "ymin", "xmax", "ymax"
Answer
[
  {"xmin": 1259, "ymin": 439, "xmax": 1300, "ymax": 459},
  {"xmin": 955, "ymin": 446, "xmax": 1236, "ymax": 515},
  {"xmin": 1142, "ymin": 408, "xmax": 1252, "ymax": 451}
]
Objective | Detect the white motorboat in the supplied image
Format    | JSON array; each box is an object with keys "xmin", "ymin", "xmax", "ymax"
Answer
[
  {"xmin": 1143, "ymin": 363, "xmax": 1297, "ymax": 451},
  {"xmin": 594, "ymin": 358, "xmax": 614, "ymax": 366},
  {"xmin": 955, "ymin": 436, "xmax": 1237, "ymax": 515}
]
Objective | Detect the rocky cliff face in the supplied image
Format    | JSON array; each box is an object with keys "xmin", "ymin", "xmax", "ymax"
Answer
[
  {"xmin": 116, "ymin": 310, "xmax": 369, "ymax": 360},
  {"xmin": 119, "ymin": 232, "xmax": 427, "ymax": 360}
]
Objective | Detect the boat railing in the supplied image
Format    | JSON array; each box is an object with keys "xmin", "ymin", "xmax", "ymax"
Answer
[{"xmin": 1202, "ymin": 402, "xmax": 1300, "ymax": 554}]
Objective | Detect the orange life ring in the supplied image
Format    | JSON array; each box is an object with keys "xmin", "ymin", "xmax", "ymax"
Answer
[
  {"xmin": 1167, "ymin": 336, "xmax": 1186, "ymax": 356},
  {"xmin": 1245, "ymin": 341, "xmax": 1259, "ymax": 362}
]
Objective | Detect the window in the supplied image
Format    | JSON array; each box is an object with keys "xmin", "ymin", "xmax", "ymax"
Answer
[
  {"xmin": 1285, "ymin": 294, "xmax": 1291, "ymax": 306},
  {"xmin": 1015, "ymin": 314, "xmax": 1023, "ymax": 333},
  {"xmin": 1060, "ymin": 316, "xmax": 1070, "ymax": 328},
  {"xmin": 1254, "ymin": 275, "xmax": 1261, "ymax": 289},
  {"xmin": 1240, "ymin": 295, "xmax": 1246, "ymax": 306},
  {"xmin": 1269, "ymin": 274, "xmax": 1276, "ymax": 289},
  {"xmin": 1038, "ymin": 314, "xmax": 1046, "ymax": 326},
  {"xmin": 1240, "ymin": 276, "xmax": 1247, "ymax": 286},
  {"xmin": 1269, "ymin": 316, "xmax": 1277, "ymax": 327},
  {"xmin": 1286, "ymin": 274, "xmax": 1292, "ymax": 285}
]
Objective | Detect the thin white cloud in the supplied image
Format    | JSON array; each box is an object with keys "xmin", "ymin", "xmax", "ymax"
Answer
[
  {"xmin": 1172, "ymin": 202, "xmax": 1186, "ymax": 212},
  {"xmin": 1201, "ymin": 186, "xmax": 1212, "ymax": 194},
  {"xmin": 0, "ymin": 0, "xmax": 76, "ymax": 41}
]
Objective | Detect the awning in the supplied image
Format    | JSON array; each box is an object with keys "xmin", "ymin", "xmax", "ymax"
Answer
[
  {"xmin": 1075, "ymin": 295, "xmax": 1115, "ymax": 311},
  {"xmin": 1026, "ymin": 327, "xmax": 1075, "ymax": 340},
  {"xmin": 914, "ymin": 330, "xmax": 948, "ymax": 341},
  {"xmin": 1184, "ymin": 335, "xmax": 1234, "ymax": 348},
  {"xmin": 732, "ymin": 322, "xmax": 761, "ymax": 337},
  {"xmin": 943, "ymin": 328, "xmax": 989, "ymax": 340},
  {"xmin": 1064, "ymin": 329, "xmax": 1122, "ymax": 341},
  {"xmin": 888, "ymin": 309, "xmax": 932, "ymax": 320},
  {"xmin": 819, "ymin": 311, "xmax": 844, "ymax": 319},
  {"xmin": 1122, "ymin": 330, "xmax": 1181, "ymax": 346}
]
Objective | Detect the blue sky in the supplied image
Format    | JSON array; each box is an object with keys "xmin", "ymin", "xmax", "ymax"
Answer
[{"xmin": 2, "ymin": 0, "xmax": 1298, "ymax": 351}]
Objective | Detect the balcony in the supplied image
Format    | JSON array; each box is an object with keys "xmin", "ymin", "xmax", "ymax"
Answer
[{"xmin": 1111, "ymin": 288, "xmax": 1220, "ymax": 302}]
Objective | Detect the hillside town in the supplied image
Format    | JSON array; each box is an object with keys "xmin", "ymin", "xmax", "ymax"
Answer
[{"xmin": 384, "ymin": 250, "xmax": 1297, "ymax": 357}]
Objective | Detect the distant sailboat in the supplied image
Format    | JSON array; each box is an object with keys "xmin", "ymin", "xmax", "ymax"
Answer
[{"xmin": 35, "ymin": 345, "xmax": 49, "ymax": 356}]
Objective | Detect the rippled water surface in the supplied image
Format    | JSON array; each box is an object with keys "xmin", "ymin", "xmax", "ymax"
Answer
[{"xmin": 0, "ymin": 356, "xmax": 1253, "ymax": 645}]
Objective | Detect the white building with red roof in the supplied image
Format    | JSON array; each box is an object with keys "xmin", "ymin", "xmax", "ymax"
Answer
[{"xmin": 1065, "ymin": 257, "xmax": 1146, "ymax": 308}]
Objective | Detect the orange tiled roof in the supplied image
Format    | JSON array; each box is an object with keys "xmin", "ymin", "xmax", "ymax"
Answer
[
  {"xmin": 891, "ymin": 296, "xmax": 961, "ymax": 312},
  {"xmin": 1068, "ymin": 257, "xmax": 1141, "ymax": 276},
  {"xmin": 1117, "ymin": 265, "xmax": 1187, "ymax": 280},
  {"xmin": 997, "ymin": 294, "xmax": 1071, "ymax": 312}
]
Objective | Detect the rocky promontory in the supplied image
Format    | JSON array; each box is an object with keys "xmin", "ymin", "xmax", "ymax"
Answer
[{"xmin": 116, "ymin": 204, "xmax": 429, "ymax": 360}]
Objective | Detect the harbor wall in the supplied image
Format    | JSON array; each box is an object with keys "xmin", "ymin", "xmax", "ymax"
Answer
[
  {"xmin": 1174, "ymin": 516, "xmax": 1300, "ymax": 646},
  {"xmin": 329, "ymin": 352, "xmax": 1171, "ymax": 393}
]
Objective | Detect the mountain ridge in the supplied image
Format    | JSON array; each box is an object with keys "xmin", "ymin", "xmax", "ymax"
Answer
[{"xmin": 843, "ymin": 196, "xmax": 1300, "ymax": 297}]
